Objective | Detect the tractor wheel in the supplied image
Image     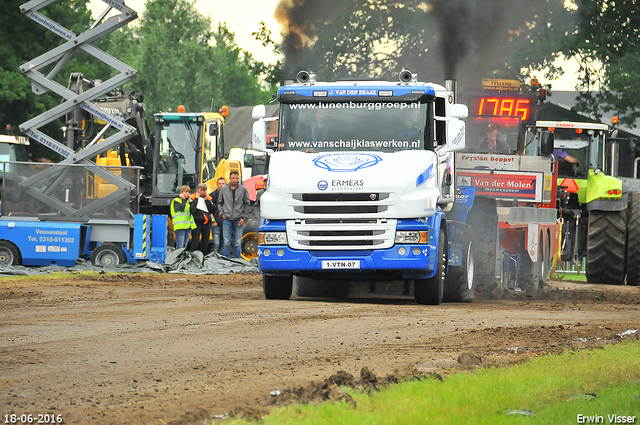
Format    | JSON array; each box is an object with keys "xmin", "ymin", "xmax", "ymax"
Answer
[
  {"xmin": 415, "ymin": 229, "xmax": 446, "ymax": 305},
  {"xmin": 263, "ymin": 275, "xmax": 293, "ymax": 300},
  {"xmin": 0, "ymin": 241, "xmax": 21, "ymax": 266},
  {"xmin": 626, "ymin": 191, "xmax": 640, "ymax": 286},
  {"xmin": 90, "ymin": 244, "xmax": 127, "ymax": 266},
  {"xmin": 241, "ymin": 232, "xmax": 259, "ymax": 261},
  {"xmin": 586, "ymin": 209, "xmax": 627, "ymax": 284},
  {"xmin": 443, "ymin": 240, "xmax": 475, "ymax": 302}
]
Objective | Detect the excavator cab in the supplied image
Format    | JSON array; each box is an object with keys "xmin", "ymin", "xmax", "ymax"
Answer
[{"xmin": 151, "ymin": 110, "xmax": 228, "ymax": 212}]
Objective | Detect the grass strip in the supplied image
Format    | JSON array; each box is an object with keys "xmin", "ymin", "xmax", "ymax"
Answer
[{"xmin": 230, "ymin": 340, "xmax": 640, "ymax": 424}]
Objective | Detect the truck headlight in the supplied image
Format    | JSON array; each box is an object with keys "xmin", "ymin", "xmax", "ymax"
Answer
[
  {"xmin": 395, "ymin": 231, "xmax": 428, "ymax": 244},
  {"xmin": 259, "ymin": 232, "xmax": 287, "ymax": 245}
]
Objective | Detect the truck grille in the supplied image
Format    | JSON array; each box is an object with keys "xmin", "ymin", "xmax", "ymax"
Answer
[
  {"xmin": 294, "ymin": 205, "xmax": 387, "ymax": 214},
  {"xmin": 291, "ymin": 192, "xmax": 390, "ymax": 215},
  {"xmin": 286, "ymin": 218, "xmax": 396, "ymax": 250}
]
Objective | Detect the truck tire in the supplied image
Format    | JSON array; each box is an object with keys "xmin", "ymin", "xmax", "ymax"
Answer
[
  {"xmin": 90, "ymin": 244, "xmax": 127, "ymax": 266},
  {"xmin": 626, "ymin": 191, "xmax": 640, "ymax": 286},
  {"xmin": 415, "ymin": 229, "xmax": 446, "ymax": 305},
  {"xmin": 0, "ymin": 241, "xmax": 21, "ymax": 266},
  {"xmin": 586, "ymin": 209, "xmax": 627, "ymax": 285},
  {"xmin": 263, "ymin": 275, "xmax": 293, "ymax": 300},
  {"xmin": 443, "ymin": 241, "xmax": 475, "ymax": 302}
]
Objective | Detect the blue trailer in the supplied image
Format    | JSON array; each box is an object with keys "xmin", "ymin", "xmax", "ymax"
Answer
[{"xmin": 0, "ymin": 214, "xmax": 167, "ymax": 267}]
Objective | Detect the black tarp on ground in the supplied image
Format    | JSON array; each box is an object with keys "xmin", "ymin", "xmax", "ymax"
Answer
[{"xmin": 0, "ymin": 249, "xmax": 258, "ymax": 276}]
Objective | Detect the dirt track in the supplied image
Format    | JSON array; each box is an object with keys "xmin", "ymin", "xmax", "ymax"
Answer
[{"xmin": 1, "ymin": 272, "xmax": 639, "ymax": 424}]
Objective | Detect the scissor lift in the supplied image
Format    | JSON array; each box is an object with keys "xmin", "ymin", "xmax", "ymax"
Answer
[{"xmin": 0, "ymin": 0, "xmax": 167, "ymax": 266}]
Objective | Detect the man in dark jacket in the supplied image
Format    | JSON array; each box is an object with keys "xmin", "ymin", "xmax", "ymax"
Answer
[
  {"xmin": 209, "ymin": 177, "xmax": 227, "ymax": 254},
  {"xmin": 477, "ymin": 124, "xmax": 510, "ymax": 152},
  {"xmin": 217, "ymin": 171, "xmax": 250, "ymax": 258},
  {"xmin": 190, "ymin": 183, "xmax": 216, "ymax": 254}
]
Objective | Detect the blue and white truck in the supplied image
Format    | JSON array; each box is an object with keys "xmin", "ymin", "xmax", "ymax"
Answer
[{"xmin": 250, "ymin": 71, "xmax": 471, "ymax": 304}]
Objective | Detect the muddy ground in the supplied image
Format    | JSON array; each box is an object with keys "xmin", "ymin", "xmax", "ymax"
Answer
[{"xmin": 1, "ymin": 272, "xmax": 639, "ymax": 424}]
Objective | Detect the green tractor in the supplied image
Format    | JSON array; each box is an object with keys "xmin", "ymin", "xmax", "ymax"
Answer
[{"xmin": 525, "ymin": 121, "xmax": 640, "ymax": 286}]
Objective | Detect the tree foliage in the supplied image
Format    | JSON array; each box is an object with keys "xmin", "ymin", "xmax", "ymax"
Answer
[
  {"xmin": 275, "ymin": 0, "xmax": 574, "ymax": 91},
  {"xmin": 0, "ymin": 0, "xmax": 100, "ymax": 154},
  {"xmin": 568, "ymin": 0, "xmax": 640, "ymax": 126},
  {"xmin": 105, "ymin": 0, "xmax": 273, "ymax": 117}
]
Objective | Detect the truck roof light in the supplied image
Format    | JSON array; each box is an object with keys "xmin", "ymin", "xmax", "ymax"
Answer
[
  {"xmin": 612, "ymin": 116, "xmax": 619, "ymax": 125},
  {"xmin": 219, "ymin": 105, "xmax": 229, "ymax": 117},
  {"xmin": 177, "ymin": 105, "xmax": 185, "ymax": 113}
]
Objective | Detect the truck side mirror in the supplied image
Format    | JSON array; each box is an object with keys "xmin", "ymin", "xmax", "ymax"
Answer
[
  {"xmin": 252, "ymin": 120, "xmax": 267, "ymax": 152},
  {"xmin": 244, "ymin": 153, "xmax": 255, "ymax": 168},
  {"xmin": 540, "ymin": 131, "xmax": 554, "ymax": 155},
  {"xmin": 252, "ymin": 105, "xmax": 266, "ymax": 120},
  {"xmin": 450, "ymin": 104, "xmax": 468, "ymax": 119},
  {"xmin": 209, "ymin": 122, "xmax": 218, "ymax": 136}
]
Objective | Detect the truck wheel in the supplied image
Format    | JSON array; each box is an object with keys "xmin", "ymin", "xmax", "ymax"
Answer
[
  {"xmin": 626, "ymin": 191, "xmax": 640, "ymax": 286},
  {"xmin": 586, "ymin": 209, "xmax": 627, "ymax": 285},
  {"xmin": 90, "ymin": 244, "xmax": 127, "ymax": 266},
  {"xmin": 263, "ymin": 275, "xmax": 293, "ymax": 300},
  {"xmin": 0, "ymin": 241, "xmax": 21, "ymax": 266},
  {"xmin": 443, "ymin": 241, "xmax": 475, "ymax": 302},
  {"xmin": 415, "ymin": 229, "xmax": 446, "ymax": 305}
]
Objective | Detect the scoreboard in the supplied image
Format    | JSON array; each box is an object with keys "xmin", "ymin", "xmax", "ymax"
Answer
[{"xmin": 467, "ymin": 94, "xmax": 536, "ymax": 125}]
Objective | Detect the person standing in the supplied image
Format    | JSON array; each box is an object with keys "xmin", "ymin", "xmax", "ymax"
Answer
[
  {"xmin": 217, "ymin": 171, "xmax": 250, "ymax": 258},
  {"xmin": 170, "ymin": 185, "xmax": 196, "ymax": 249},
  {"xmin": 190, "ymin": 183, "xmax": 216, "ymax": 254},
  {"xmin": 209, "ymin": 177, "xmax": 227, "ymax": 254}
]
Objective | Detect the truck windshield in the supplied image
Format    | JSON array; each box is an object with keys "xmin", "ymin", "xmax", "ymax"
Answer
[
  {"xmin": 528, "ymin": 127, "xmax": 604, "ymax": 178},
  {"xmin": 155, "ymin": 120, "xmax": 200, "ymax": 194},
  {"xmin": 462, "ymin": 117, "xmax": 521, "ymax": 153},
  {"xmin": 279, "ymin": 101, "xmax": 427, "ymax": 152},
  {"xmin": 0, "ymin": 143, "xmax": 28, "ymax": 168}
]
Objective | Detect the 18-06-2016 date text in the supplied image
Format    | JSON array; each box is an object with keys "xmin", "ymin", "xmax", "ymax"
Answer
[{"xmin": 4, "ymin": 414, "xmax": 63, "ymax": 424}]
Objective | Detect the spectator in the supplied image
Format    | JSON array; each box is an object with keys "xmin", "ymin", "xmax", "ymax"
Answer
[
  {"xmin": 170, "ymin": 185, "xmax": 196, "ymax": 249},
  {"xmin": 190, "ymin": 183, "xmax": 216, "ymax": 255},
  {"xmin": 217, "ymin": 171, "xmax": 250, "ymax": 258},
  {"xmin": 209, "ymin": 177, "xmax": 227, "ymax": 254}
]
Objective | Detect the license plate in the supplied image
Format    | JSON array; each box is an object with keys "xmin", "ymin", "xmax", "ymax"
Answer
[{"xmin": 321, "ymin": 260, "xmax": 361, "ymax": 269}]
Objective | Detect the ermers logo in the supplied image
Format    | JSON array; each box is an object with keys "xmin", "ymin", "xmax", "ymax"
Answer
[
  {"xmin": 317, "ymin": 180, "xmax": 328, "ymax": 190},
  {"xmin": 332, "ymin": 180, "xmax": 363, "ymax": 187},
  {"xmin": 313, "ymin": 153, "xmax": 381, "ymax": 172}
]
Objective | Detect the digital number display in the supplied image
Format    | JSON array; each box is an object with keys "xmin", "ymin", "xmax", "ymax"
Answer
[{"xmin": 470, "ymin": 96, "xmax": 534, "ymax": 122}]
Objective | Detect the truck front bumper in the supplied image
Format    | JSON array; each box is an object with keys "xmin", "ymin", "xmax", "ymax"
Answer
[{"xmin": 258, "ymin": 244, "xmax": 437, "ymax": 280}]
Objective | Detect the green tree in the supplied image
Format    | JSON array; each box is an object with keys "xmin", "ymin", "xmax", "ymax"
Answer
[
  {"xmin": 275, "ymin": 0, "xmax": 574, "ymax": 91},
  {"xmin": 105, "ymin": 0, "xmax": 273, "ymax": 118},
  {"xmin": 568, "ymin": 0, "xmax": 640, "ymax": 126},
  {"xmin": 0, "ymin": 0, "xmax": 106, "ymax": 157}
]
